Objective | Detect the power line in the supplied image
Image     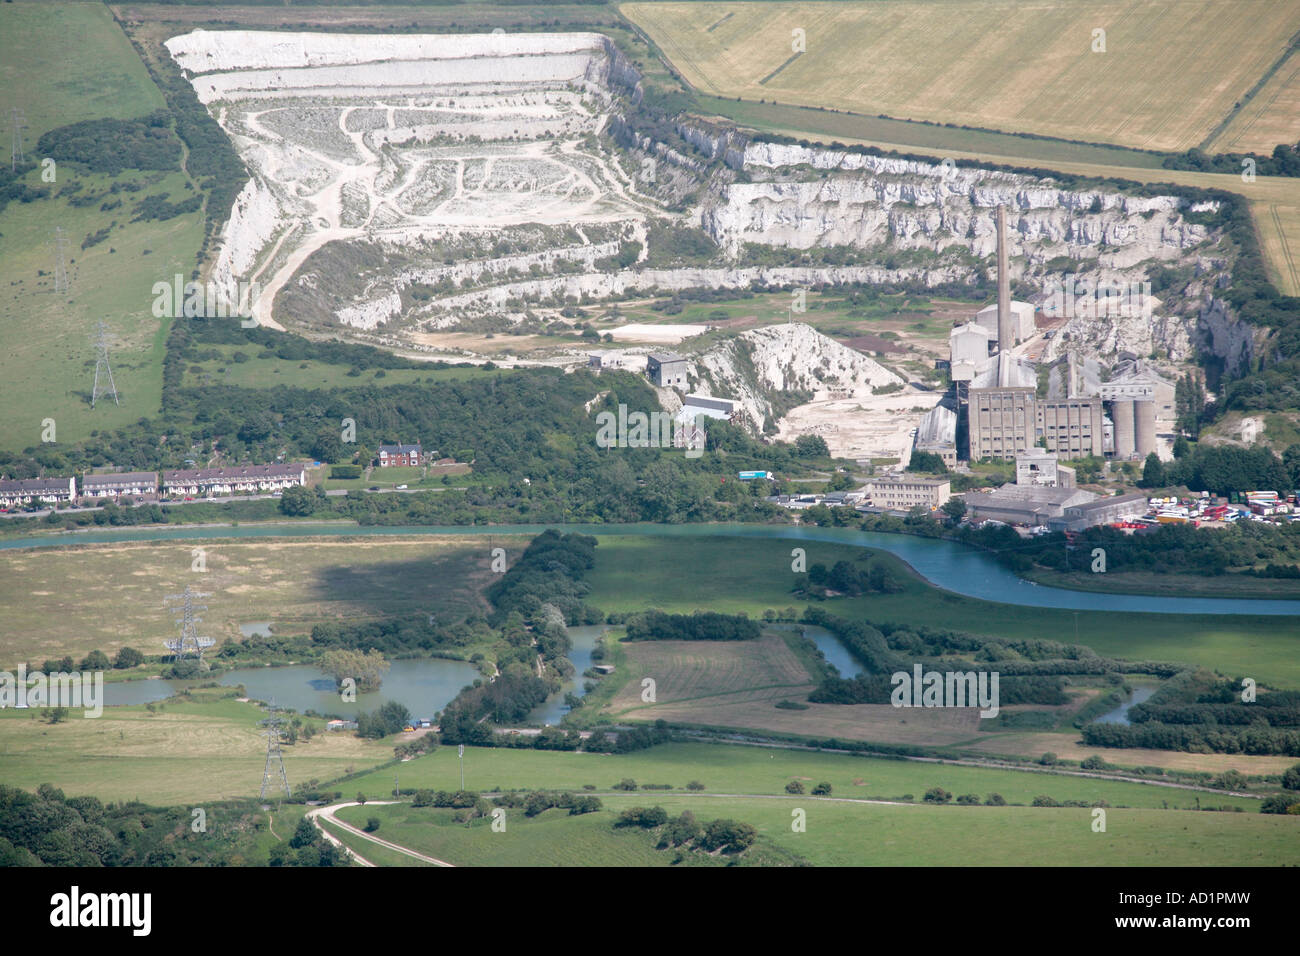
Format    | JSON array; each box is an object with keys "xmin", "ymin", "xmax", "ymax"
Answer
[
  {"xmin": 259, "ymin": 707, "xmax": 291, "ymax": 801},
  {"xmin": 91, "ymin": 319, "xmax": 120, "ymax": 408},
  {"xmin": 9, "ymin": 107, "xmax": 27, "ymax": 172},
  {"xmin": 162, "ymin": 585, "xmax": 213, "ymax": 661}
]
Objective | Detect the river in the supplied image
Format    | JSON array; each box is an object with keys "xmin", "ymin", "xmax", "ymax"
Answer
[{"xmin": 4, "ymin": 521, "xmax": 1297, "ymax": 616}]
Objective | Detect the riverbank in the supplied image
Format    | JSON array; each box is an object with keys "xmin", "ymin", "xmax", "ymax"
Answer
[
  {"xmin": 2, "ymin": 519, "xmax": 1298, "ymax": 615},
  {"xmin": 1020, "ymin": 566, "xmax": 1300, "ymax": 600}
]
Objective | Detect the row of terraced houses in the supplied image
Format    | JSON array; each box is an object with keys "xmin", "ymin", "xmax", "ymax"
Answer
[{"xmin": 0, "ymin": 463, "xmax": 309, "ymax": 508}]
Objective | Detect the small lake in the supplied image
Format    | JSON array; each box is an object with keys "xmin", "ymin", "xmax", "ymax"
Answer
[
  {"xmin": 1092, "ymin": 685, "xmax": 1157, "ymax": 725},
  {"xmin": 802, "ymin": 624, "xmax": 864, "ymax": 677},
  {"xmin": 103, "ymin": 656, "xmax": 479, "ymax": 717},
  {"xmin": 528, "ymin": 625, "xmax": 606, "ymax": 726},
  {"xmin": 238, "ymin": 621, "xmax": 274, "ymax": 638}
]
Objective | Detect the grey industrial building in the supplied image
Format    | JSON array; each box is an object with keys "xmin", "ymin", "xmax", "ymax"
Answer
[
  {"xmin": 914, "ymin": 403, "xmax": 959, "ymax": 467},
  {"xmin": 965, "ymin": 485, "xmax": 1097, "ymax": 527},
  {"xmin": 1039, "ymin": 396, "xmax": 1104, "ymax": 457},
  {"xmin": 1047, "ymin": 493, "xmax": 1149, "ymax": 532},
  {"xmin": 939, "ymin": 205, "xmax": 1161, "ymax": 464},
  {"xmin": 866, "ymin": 475, "xmax": 951, "ymax": 511},
  {"xmin": 646, "ymin": 352, "xmax": 689, "ymax": 390},
  {"xmin": 1015, "ymin": 450, "xmax": 1076, "ymax": 488},
  {"xmin": 968, "ymin": 385, "xmax": 1036, "ymax": 460}
]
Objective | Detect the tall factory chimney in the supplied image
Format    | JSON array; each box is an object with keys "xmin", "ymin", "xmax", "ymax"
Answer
[{"xmin": 996, "ymin": 204, "xmax": 1013, "ymax": 353}]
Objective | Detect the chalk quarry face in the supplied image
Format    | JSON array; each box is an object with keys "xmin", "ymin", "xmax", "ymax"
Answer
[
  {"xmin": 168, "ymin": 29, "xmax": 1240, "ymax": 381},
  {"xmin": 165, "ymin": 30, "xmax": 654, "ymax": 330}
]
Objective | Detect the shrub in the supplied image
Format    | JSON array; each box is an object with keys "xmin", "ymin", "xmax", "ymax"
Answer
[
  {"xmin": 113, "ymin": 647, "xmax": 144, "ymax": 669},
  {"xmin": 811, "ymin": 782, "xmax": 832, "ymax": 796},
  {"xmin": 1260, "ymin": 794, "xmax": 1300, "ymax": 814},
  {"xmin": 364, "ymin": 817, "xmax": 380, "ymax": 833},
  {"xmin": 956, "ymin": 793, "xmax": 980, "ymax": 805},
  {"xmin": 985, "ymin": 793, "xmax": 1006, "ymax": 806},
  {"xmin": 923, "ymin": 787, "xmax": 952, "ymax": 804},
  {"xmin": 700, "ymin": 818, "xmax": 757, "ymax": 853},
  {"xmin": 785, "ymin": 780, "xmax": 805, "ymax": 794},
  {"xmin": 615, "ymin": 806, "xmax": 668, "ymax": 829}
]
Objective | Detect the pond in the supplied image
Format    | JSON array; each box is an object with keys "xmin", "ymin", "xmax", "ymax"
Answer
[
  {"xmin": 1091, "ymin": 685, "xmax": 1157, "ymax": 725},
  {"xmin": 102, "ymin": 656, "xmax": 479, "ymax": 717},
  {"xmin": 527, "ymin": 625, "xmax": 606, "ymax": 726},
  {"xmin": 802, "ymin": 624, "xmax": 864, "ymax": 678}
]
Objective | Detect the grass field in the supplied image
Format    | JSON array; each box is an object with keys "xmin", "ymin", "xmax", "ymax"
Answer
[
  {"xmin": 0, "ymin": 535, "xmax": 492, "ymax": 664},
  {"xmin": 1023, "ymin": 567, "xmax": 1300, "ymax": 601},
  {"xmin": 335, "ymin": 802, "xmax": 676, "ymax": 867},
  {"xmin": 0, "ymin": 3, "xmax": 193, "ymax": 450},
  {"xmin": 695, "ymin": 95, "xmax": 1169, "ymax": 169},
  {"xmin": 181, "ymin": 344, "xmax": 496, "ymax": 391},
  {"xmin": 625, "ymin": 0, "xmax": 1299, "ymax": 153},
  {"xmin": 605, "ymin": 629, "xmax": 994, "ymax": 747},
  {"xmin": 316, "ymin": 818, "xmax": 443, "ymax": 867},
  {"xmin": 346, "ymin": 742, "xmax": 1262, "ymax": 812},
  {"xmin": 582, "ymin": 535, "xmax": 1300, "ymax": 689},
  {"xmin": 0, "ymin": 2, "xmax": 164, "ymax": 140},
  {"xmin": 333, "ymin": 795, "xmax": 1296, "ymax": 866},
  {"xmin": 611, "ymin": 632, "xmax": 815, "ymax": 707},
  {"xmin": 0, "ymin": 168, "xmax": 202, "ymax": 450},
  {"xmin": 0, "ymin": 691, "xmax": 392, "ymax": 804}
]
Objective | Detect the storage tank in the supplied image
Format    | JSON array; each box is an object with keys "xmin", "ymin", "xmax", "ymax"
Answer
[
  {"xmin": 1134, "ymin": 400, "xmax": 1156, "ymax": 457},
  {"xmin": 1112, "ymin": 400, "xmax": 1136, "ymax": 459}
]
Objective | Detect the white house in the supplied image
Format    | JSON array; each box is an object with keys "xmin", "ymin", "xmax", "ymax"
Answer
[{"xmin": 162, "ymin": 463, "xmax": 307, "ymax": 497}]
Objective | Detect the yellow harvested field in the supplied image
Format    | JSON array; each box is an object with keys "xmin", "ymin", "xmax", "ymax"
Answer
[
  {"xmin": 1258, "ymin": 202, "xmax": 1300, "ymax": 296},
  {"xmin": 1210, "ymin": 52, "xmax": 1300, "ymax": 155},
  {"xmin": 625, "ymin": 0, "xmax": 1300, "ymax": 151}
]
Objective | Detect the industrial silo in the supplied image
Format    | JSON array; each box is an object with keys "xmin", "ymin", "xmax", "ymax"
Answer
[
  {"xmin": 1134, "ymin": 400, "xmax": 1156, "ymax": 457},
  {"xmin": 1112, "ymin": 400, "xmax": 1136, "ymax": 459}
]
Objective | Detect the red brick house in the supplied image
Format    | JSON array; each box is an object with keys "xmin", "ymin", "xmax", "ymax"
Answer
[{"xmin": 377, "ymin": 443, "xmax": 422, "ymax": 467}]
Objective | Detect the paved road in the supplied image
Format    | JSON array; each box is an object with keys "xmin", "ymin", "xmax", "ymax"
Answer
[
  {"xmin": 679, "ymin": 732, "xmax": 1260, "ymax": 800},
  {"xmin": 308, "ymin": 801, "xmax": 455, "ymax": 867},
  {"xmin": 0, "ymin": 485, "xmax": 470, "ymax": 519}
]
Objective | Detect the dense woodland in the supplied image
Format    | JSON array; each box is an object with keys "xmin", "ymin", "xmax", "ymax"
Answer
[
  {"xmin": 0, "ymin": 784, "xmax": 343, "ymax": 867},
  {"xmin": 623, "ymin": 609, "xmax": 761, "ymax": 642}
]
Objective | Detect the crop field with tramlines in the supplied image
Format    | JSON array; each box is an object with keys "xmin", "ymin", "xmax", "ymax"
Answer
[{"xmin": 624, "ymin": 0, "xmax": 1299, "ymax": 153}]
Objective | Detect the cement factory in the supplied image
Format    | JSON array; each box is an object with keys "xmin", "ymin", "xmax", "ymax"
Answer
[{"xmin": 915, "ymin": 205, "xmax": 1170, "ymax": 470}]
